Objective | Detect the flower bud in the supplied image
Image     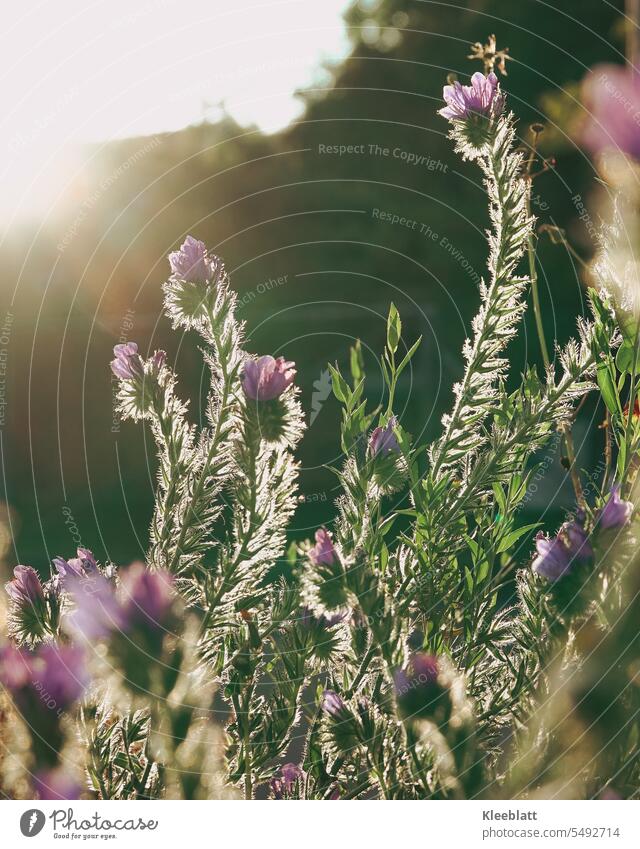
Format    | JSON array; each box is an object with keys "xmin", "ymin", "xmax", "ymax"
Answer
[
  {"xmin": 110, "ymin": 342, "xmax": 144, "ymax": 381},
  {"xmin": 242, "ymin": 355, "xmax": 296, "ymax": 401},
  {"xmin": 168, "ymin": 235, "xmax": 215, "ymax": 283},
  {"xmin": 368, "ymin": 417, "xmax": 400, "ymax": 457},
  {"xmin": 597, "ymin": 485, "xmax": 634, "ymax": 531},
  {"xmin": 5, "ymin": 565, "xmax": 44, "ymax": 606},
  {"xmin": 309, "ymin": 528, "xmax": 337, "ymax": 566},
  {"xmin": 321, "ymin": 689, "xmax": 346, "ymax": 718},
  {"xmin": 394, "ymin": 653, "xmax": 449, "ymax": 721}
]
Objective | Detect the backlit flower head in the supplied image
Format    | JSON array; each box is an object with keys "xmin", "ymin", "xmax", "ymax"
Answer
[
  {"xmin": 271, "ymin": 763, "xmax": 305, "ymax": 799},
  {"xmin": 242, "ymin": 355, "xmax": 296, "ymax": 401},
  {"xmin": 110, "ymin": 342, "xmax": 144, "ymax": 381},
  {"xmin": 368, "ymin": 416, "xmax": 400, "ymax": 457},
  {"xmin": 439, "ymin": 72, "xmax": 505, "ymax": 122},
  {"xmin": 5, "ymin": 565, "xmax": 44, "ymax": 606},
  {"xmin": 598, "ymin": 484, "xmax": 634, "ymax": 531},
  {"xmin": 532, "ymin": 518, "xmax": 593, "ymax": 582},
  {"xmin": 168, "ymin": 235, "xmax": 215, "ymax": 283},
  {"xmin": 309, "ymin": 528, "xmax": 336, "ymax": 566},
  {"xmin": 321, "ymin": 689, "xmax": 346, "ymax": 718}
]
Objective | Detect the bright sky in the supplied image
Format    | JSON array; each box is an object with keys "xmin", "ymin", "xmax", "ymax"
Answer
[{"xmin": 1, "ymin": 0, "xmax": 352, "ymax": 217}]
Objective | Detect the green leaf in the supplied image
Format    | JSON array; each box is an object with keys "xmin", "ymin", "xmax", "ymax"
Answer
[
  {"xmin": 616, "ymin": 340, "xmax": 640, "ymax": 375},
  {"xmin": 597, "ymin": 361, "xmax": 619, "ymax": 414},
  {"xmin": 386, "ymin": 303, "xmax": 401, "ymax": 355},
  {"xmin": 329, "ymin": 364, "xmax": 350, "ymax": 404},
  {"xmin": 496, "ymin": 522, "xmax": 540, "ymax": 554},
  {"xmin": 395, "ymin": 336, "xmax": 422, "ymax": 378},
  {"xmin": 350, "ymin": 339, "xmax": 364, "ymax": 385}
]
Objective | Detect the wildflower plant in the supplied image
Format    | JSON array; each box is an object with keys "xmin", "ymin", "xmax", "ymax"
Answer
[{"xmin": 2, "ymin": 38, "xmax": 640, "ymax": 801}]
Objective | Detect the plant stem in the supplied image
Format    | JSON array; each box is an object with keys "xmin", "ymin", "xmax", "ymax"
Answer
[{"xmin": 244, "ymin": 719, "xmax": 253, "ymax": 800}]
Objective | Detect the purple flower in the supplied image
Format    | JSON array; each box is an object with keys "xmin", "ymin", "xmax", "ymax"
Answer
[
  {"xmin": 110, "ymin": 342, "xmax": 144, "ymax": 381},
  {"xmin": 598, "ymin": 485, "xmax": 634, "ymax": 531},
  {"xmin": 54, "ymin": 548, "xmax": 98, "ymax": 583},
  {"xmin": 368, "ymin": 416, "xmax": 400, "ymax": 457},
  {"xmin": 34, "ymin": 767, "xmax": 82, "ymax": 800},
  {"xmin": 271, "ymin": 762, "xmax": 305, "ymax": 799},
  {"xmin": 412, "ymin": 653, "xmax": 439, "ymax": 685},
  {"xmin": 394, "ymin": 653, "xmax": 439, "ymax": 697},
  {"xmin": 532, "ymin": 519, "xmax": 593, "ymax": 582},
  {"xmin": 439, "ymin": 72, "xmax": 505, "ymax": 122},
  {"xmin": 561, "ymin": 519, "xmax": 594, "ymax": 560},
  {"xmin": 532, "ymin": 534, "xmax": 572, "ymax": 581},
  {"xmin": 66, "ymin": 563, "xmax": 175, "ymax": 641},
  {"xmin": 242, "ymin": 355, "xmax": 296, "ymax": 401},
  {"xmin": 119, "ymin": 563, "xmax": 175, "ymax": 630},
  {"xmin": 0, "ymin": 643, "xmax": 87, "ymax": 712},
  {"xmin": 5, "ymin": 565, "xmax": 44, "ymax": 605},
  {"xmin": 168, "ymin": 235, "xmax": 215, "ymax": 283},
  {"xmin": 581, "ymin": 65, "xmax": 640, "ymax": 160},
  {"xmin": 0, "ymin": 643, "xmax": 31, "ymax": 691},
  {"xmin": 65, "ymin": 571, "xmax": 123, "ymax": 640},
  {"xmin": 321, "ymin": 689, "xmax": 345, "ymax": 718},
  {"xmin": 30, "ymin": 645, "xmax": 88, "ymax": 710},
  {"xmin": 150, "ymin": 350, "xmax": 167, "ymax": 375},
  {"xmin": 309, "ymin": 528, "xmax": 336, "ymax": 566}
]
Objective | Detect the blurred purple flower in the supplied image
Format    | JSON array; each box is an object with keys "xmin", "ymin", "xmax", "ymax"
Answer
[
  {"xmin": 561, "ymin": 519, "xmax": 594, "ymax": 560},
  {"xmin": 309, "ymin": 527, "xmax": 336, "ymax": 566},
  {"xmin": 66, "ymin": 563, "xmax": 175, "ymax": 641},
  {"xmin": 120, "ymin": 563, "xmax": 175, "ymax": 630},
  {"xmin": 598, "ymin": 485, "xmax": 633, "ymax": 531},
  {"xmin": 368, "ymin": 416, "xmax": 400, "ymax": 457},
  {"xmin": 168, "ymin": 235, "xmax": 214, "ymax": 283},
  {"xmin": 532, "ymin": 519, "xmax": 592, "ymax": 582},
  {"xmin": 581, "ymin": 65, "xmax": 640, "ymax": 160},
  {"xmin": 394, "ymin": 653, "xmax": 439, "ymax": 696},
  {"xmin": 0, "ymin": 643, "xmax": 31, "ymax": 690},
  {"xmin": 242, "ymin": 355, "xmax": 296, "ymax": 401},
  {"xmin": 110, "ymin": 342, "xmax": 144, "ymax": 381},
  {"xmin": 65, "ymin": 571, "xmax": 123, "ymax": 641},
  {"xmin": 439, "ymin": 72, "xmax": 505, "ymax": 122},
  {"xmin": 5, "ymin": 565, "xmax": 44, "ymax": 605},
  {"xmin": 1, "ymin": 643, "xmax": 87, "ymax": 712},
  {"xmin": 34, "ymin": 767, "xmax": 82, "ymax": 800},
  {"xmin": 321, "ymin": 690, "xmax": 345, "ymax": 718},
  {"xmin": 532, "ymin": 534, "xmax": 572, "ymax": 581},
  {"xmin": 31, "ymin": 645, "xmax": 88, "ymax": 710},
  {"xmin": 271, "ymin": 762, "xmax": 305, "ymax": 798}
]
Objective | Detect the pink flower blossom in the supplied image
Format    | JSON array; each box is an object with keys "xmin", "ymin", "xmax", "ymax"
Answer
[
  {"xmin": 309, "ymin": 528, "xmax": 336, "ymax": 566},
  {"xmin": 168, "ymin": 235, "xmax": 215, "ymax": 283},
  {"xmin": 5, "ymin": 565, "xmax": 43, "ymax": 605},
  {"xmin": 581, "ymin": 65, "xmax": 640, "ymax": 160},
  {"xmin": 110, "ymin": 342, "xmax": 144, "ymax": 381},
  {"xmin": 439, "ymin": 72, "xmax": 505, "ymax": 122},
  {"xmin": 242, "ymin": 355, "xmax": 296, "ymax": 401},
  {"xmin": 368, "ymin": 416, "xmax": 400, "ymax": 457},
  {"xmin": 598, "ymin": 485, "xmax": 634, "ymax": 530}
]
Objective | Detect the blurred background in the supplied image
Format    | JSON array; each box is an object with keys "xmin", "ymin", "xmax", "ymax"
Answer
[{"xmin": 0, "ymin": 0, "xmax": 628, "ymax": 573}]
